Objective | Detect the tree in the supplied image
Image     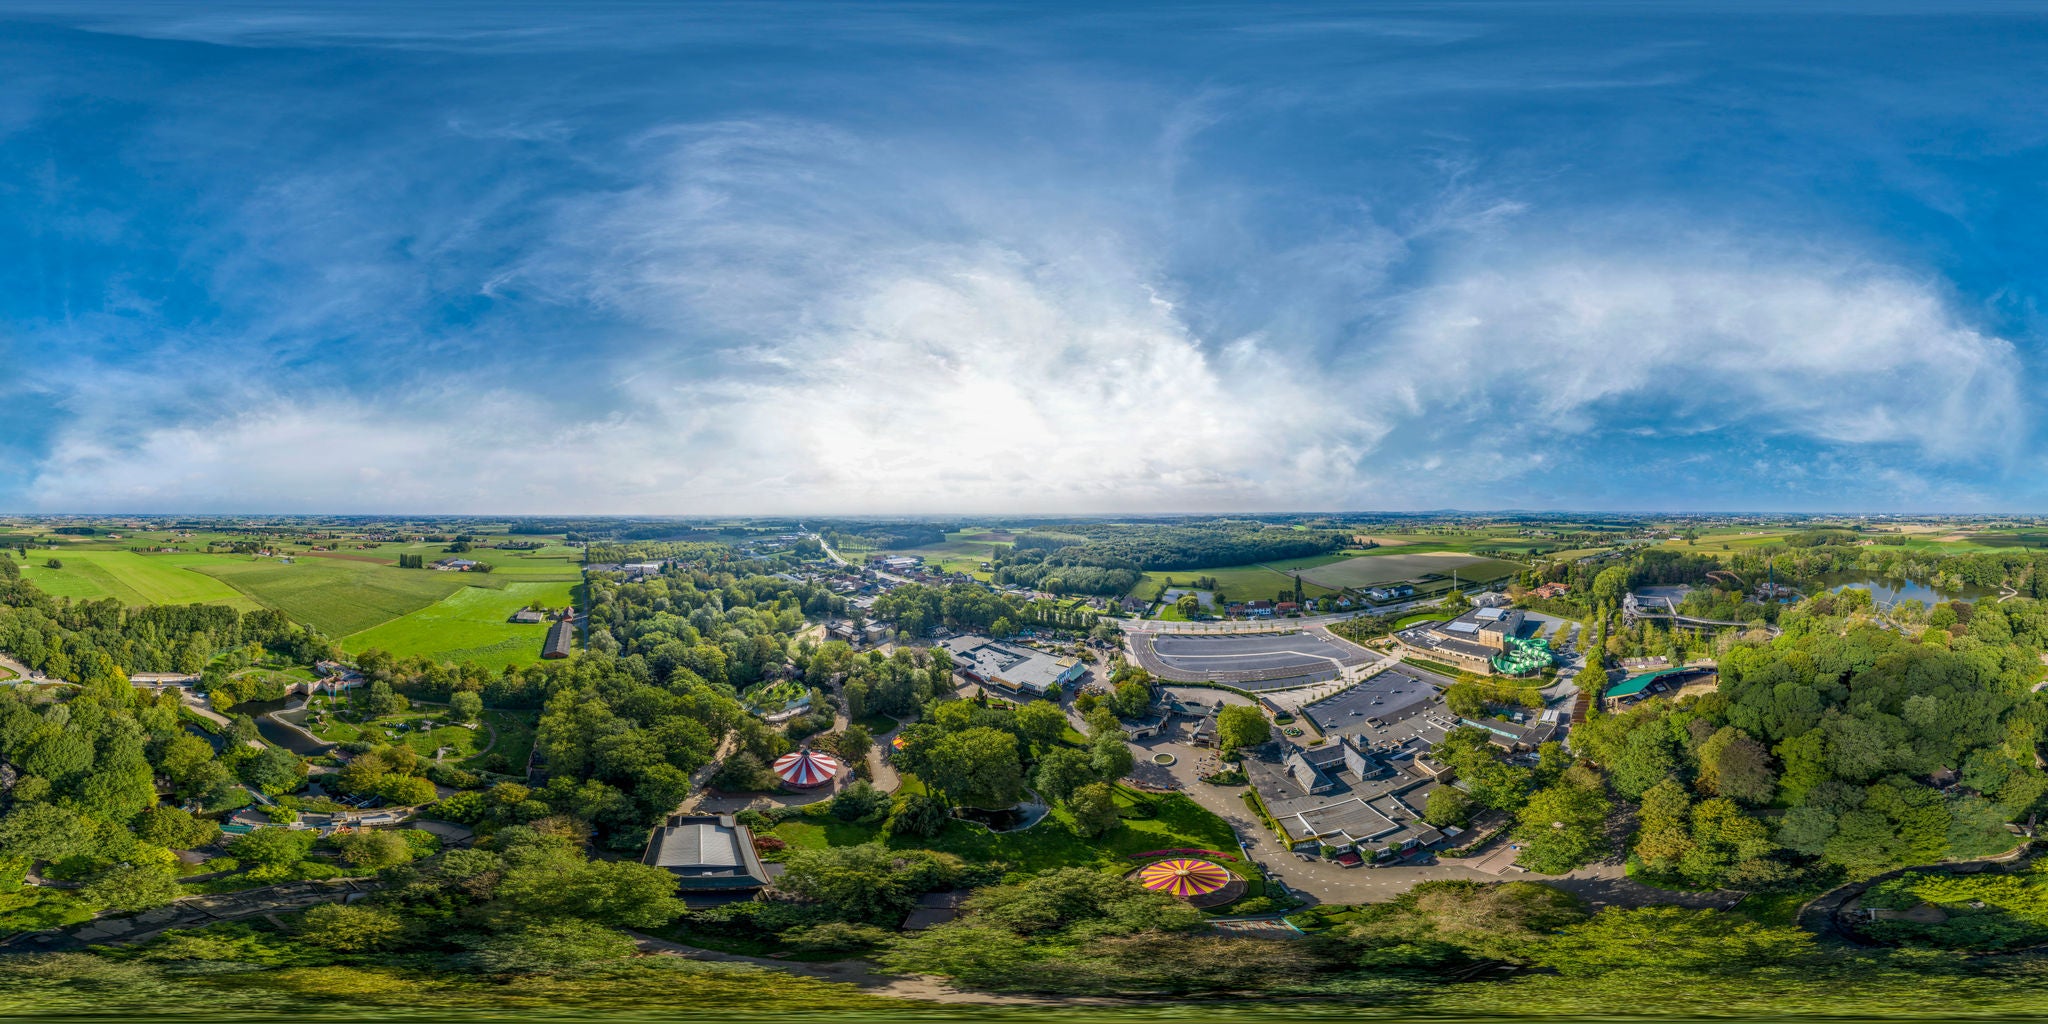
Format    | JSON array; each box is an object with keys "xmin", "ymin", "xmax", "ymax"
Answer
[
  {"xmin": 1033, "ymin": 747, "xmax": 1097, "ymax": 805},
  {"xmin": 492, "ymin": 849, "xmax": 686, "ymax": 928},
  {"xmin": 462, "ymin": 920, "xmax": 638, "ymax": 974},
  {"xmin": 82, "ymin": 862, "xmax": 183, "ymax": 913},
  {"xmin": 775, "ymin": 843, "xmax": 962, "ymax": 923},
  {"xmin": 134, "ymin": 805, "xmax": 221, "ymax": 850},
  {"xmin": 1013, "ymin": 701, "xmax": 1068, "ymax": 752},
  {"xmin": 1110, "ymin": 680, "xmax": 1152, "ymax": 719},
  {"xmin": 0, "ymin": 803, "xmax": 96, "ymax": 862},
  {"xmin": 922, "ymin": 728, "xmax": 1024, "ymax": 808},
  {"xmin": 338, "ymin": 829, "xmax": 414, "ymax": 869},
  {"xmin": 1423, "ymin": 786, "xmax": 1474, "ymax": 828},
  {"xmin": 1215, "ymin": 705, "xmax": 1270, "ymax": 750},
  {"xmin": 1089, "ymin": 729, "xmax": 1134, "ymax": 781},
  {"xmin": 1069, "ymin": 782, "xmax": 1121, "ymax": 837},
  {"xmin": 1175, "ymin": 594, "xmax": 1200, "ymax": 619},
  {"xmin": 886, "ymin": 793, "xmax": 951, "ymax": 838},
  {"xmin": 1711, "ymin": 733, "xmax": 1777, "ymax": 805},
  {"xmin": 229, "ymin": 827, "xmax": 316, "ymax": 868},
  {"xmin": 1631, "ymin": 779, "xmax": 1695, "ymax": 873},
  {"xmin": 239, "ymin": 745, "xmax": 306, "ymax": 797},
  {"xmin": 374, "ymin": 774, "xmax": 439, "ymax": 807},
  {"xmin": 449, "ymin": 691, "xmax": 484, "ymax": 724},
  {"xmin": 299, "ymin": 902, "xmax": 408, "ymax": 952},
  {"xmin": 1513, "ymin": 771, "xmax": 1611, "ymax": 875}
]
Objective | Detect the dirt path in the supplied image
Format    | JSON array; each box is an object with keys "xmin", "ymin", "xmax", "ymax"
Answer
[{"xmin": 628, "ymin": 931, "xmax": 1081, "ymax": 1006}]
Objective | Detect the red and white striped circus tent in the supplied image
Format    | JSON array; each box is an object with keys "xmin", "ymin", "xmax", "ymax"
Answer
[{"xmin": 772, "ymin": 748, "xmax": 842, "ymax": 789}]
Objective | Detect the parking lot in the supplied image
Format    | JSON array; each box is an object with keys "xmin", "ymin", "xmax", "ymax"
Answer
[{"xmin": 1141, "ymin": 630, "xmax": 1372, "ymax": 685}]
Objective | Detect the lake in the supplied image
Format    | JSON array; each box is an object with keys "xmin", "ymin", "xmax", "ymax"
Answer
[{"xmin": 1821, "ymin": 571, "xmax": 1986, "ymax": 608}]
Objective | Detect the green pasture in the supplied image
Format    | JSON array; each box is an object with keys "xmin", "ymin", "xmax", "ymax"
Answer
[
  {"xmin": 1133, "ymin": 563, "xmax": 1341, "ymax": 602},
  {"xmin": 14, "ymin": 549, "xmax": 260, "ymax": 609},
  {"xmin": 1297, "ymin": 551, "xmax": 1519, "ymax": 590},
  {"xmin": 191, "ymin": 557, "xmax": 476, "ymax": 636},
  {"xmin": 341, "ymin": 580, "xmax": 579, "ymax": 670}
]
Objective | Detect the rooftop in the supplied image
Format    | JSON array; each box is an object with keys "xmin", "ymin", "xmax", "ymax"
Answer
[{"xmin": 642, "ymin": 814, "xmax": 772, "ymax": 890}]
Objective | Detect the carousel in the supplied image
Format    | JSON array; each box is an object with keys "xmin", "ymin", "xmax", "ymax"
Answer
[
  {"xmin": 1130, "ymin": 857, "xmax": 1245, "ymax": 909},
  {"xmin": 772, "ymin": 748, "xmax": 843, "ymax": 789}
]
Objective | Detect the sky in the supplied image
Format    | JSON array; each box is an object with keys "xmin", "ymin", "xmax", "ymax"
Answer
[{"xmin": 2, "ymin": 1, "xmax": 2045, "ymax": 515}]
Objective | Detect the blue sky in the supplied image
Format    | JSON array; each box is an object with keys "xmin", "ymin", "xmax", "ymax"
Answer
[{"xmin": 2, "ymin": 1, "xmax": 2044, "ymax": 514}]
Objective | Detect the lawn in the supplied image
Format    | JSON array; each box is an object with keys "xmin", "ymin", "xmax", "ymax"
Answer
[
  {"xmin": 191, "ymin": 558, "xmax": 478, "ymax": 637},
  {"xmin": 15, "ymin": 549, "xmax": 260, "ymax": 609},
  {"xmin": 340, "ymin": 580, "xmax": 579, "ymax": 670},
  {"xmin": 767, "ymin": 787, "xmax": 1248, "ymax": 881}
]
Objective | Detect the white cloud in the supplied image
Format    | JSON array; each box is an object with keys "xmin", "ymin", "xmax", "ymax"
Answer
[
  {"xmin": 17, "ymin": 112, "xmax": 2028, "ymax": 513},
  {"xmin": 1366, "ymin": 250, "xmax": 2024, "ymax": 491}
]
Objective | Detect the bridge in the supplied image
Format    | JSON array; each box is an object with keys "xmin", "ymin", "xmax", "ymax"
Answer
[{"xmin": 1622, "ymin": 593, "xmax": 1783, "ymax": 637}]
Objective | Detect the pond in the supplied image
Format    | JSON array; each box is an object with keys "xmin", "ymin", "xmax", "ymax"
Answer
[
  {"xmin": 1819, "ymin": 571, "xmax": 1989, "ymax": 608},
  {"xmin": 953, "ymin": 806, "xmax": 1027, "ymax": 831},
  {"xmin": 225, "ymin": 697, "xmax": 334, "ymax": 756}
]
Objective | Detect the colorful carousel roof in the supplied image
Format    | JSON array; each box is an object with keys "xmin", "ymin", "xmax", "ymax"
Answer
[
  {"xmin": 772, "ymin": 748, "xmax": 842, "ymax": 788},
  {"xmin": 1135, "ymin": 858, "xmax": 1232, "ymax": 898}
]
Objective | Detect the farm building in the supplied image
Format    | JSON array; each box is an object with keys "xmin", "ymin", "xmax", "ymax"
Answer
[
  {"xmin": 509, "ymin": 608, "xmax": 546, "ymax": 624},
  {"xmin": 543, "ymin": 616, "xmax": 576, "ymax": 659}
]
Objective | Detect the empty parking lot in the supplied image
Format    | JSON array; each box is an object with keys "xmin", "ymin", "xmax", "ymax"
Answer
[{"xmin": 1138, "ymin": 630, "xmax": 1372, "ymax": 686}]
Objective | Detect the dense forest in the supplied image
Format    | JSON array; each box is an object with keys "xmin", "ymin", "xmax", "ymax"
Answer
[{"xmin": 1579, "ymin": 619, "xmax": 2047, "ymax": 889}]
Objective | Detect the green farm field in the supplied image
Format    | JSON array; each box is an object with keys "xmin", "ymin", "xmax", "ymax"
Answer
[
  {"xmin": 189, "ymin": 558, "xmax": 479, "ymax": 636},
  {"xmin": 877, "ymin": 528, "xmax": 1017, "ymax": 576},
  {"xmin": 1135, "ymin": 563, "xmax": 1343, "ymax": 602},
  {"xmin": 341, "ymin": 580, "xmax": 580, "ymax": 670},
  {"xmin": 1296, "ymin": 551, "xmax": 1520, "ymax": 590},
  {"xmin": 16, "ymin": 550, "xmax": 260, "ymax": 609}
]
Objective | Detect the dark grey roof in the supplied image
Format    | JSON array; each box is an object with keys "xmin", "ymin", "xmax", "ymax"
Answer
[
  {"xmin": 543, "ymin": 618, "xmax": 575, "ymax": 658},
  {"xmin": 642, "ymin": 814, "xmax": 771, "ymax": 890}
]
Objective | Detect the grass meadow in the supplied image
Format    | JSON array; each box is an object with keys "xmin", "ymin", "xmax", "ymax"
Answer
[
  {"xmin": 191, "ymin": 558, "xmax": 477, "ymax": 636},
  {"xmin": 1296, "ymin": 551, "xmax": 1520, "ymax": 590},
  {"xmin": 340, "ymin": 580, "xmax": 580, "ymax": 670},
  {"xmin": 15, "ymin": 549, "xmax": 259, "ymax": 609}
]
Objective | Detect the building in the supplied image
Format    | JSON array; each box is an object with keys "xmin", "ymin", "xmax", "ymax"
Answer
[
  {"xmin": 641, "ymin": 814, "xmax": 772, "ymax": 891},
  {"xmin": 1457, "ymin": 712, "xmax": 1562, "ymax": 750},
  {"xmin": 1602, "ymin": 665, "xmax": 1719, "ymax": 711},
  {"xmin": 1244, "ymin": 735, "xmax": 1456, "ymax": 860},
  {"xmin": 1533, "ymin": 582, "xmax": 1570, "ymax": 599},
  {"xmin": 433, "ymin": 558, "xmax": 482, "ymax": 571},
  {"xmin": 1392, "ymin": 607, "xmax": 1553, "ymax": 676},
  {"xmin": 1364, "ymin": 584, "xmax": 1417, "ymax": 604},
  {"xmin": 543, "ymin": 616, "xmax": 576, "ymax": 659},
  {"xmin": 509, "ymin": 608, "xmax": 546, "ymax": 624},
  {"xmin": 941, "ymin": 635, "xmax": 1085, "ymax": 697}
]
